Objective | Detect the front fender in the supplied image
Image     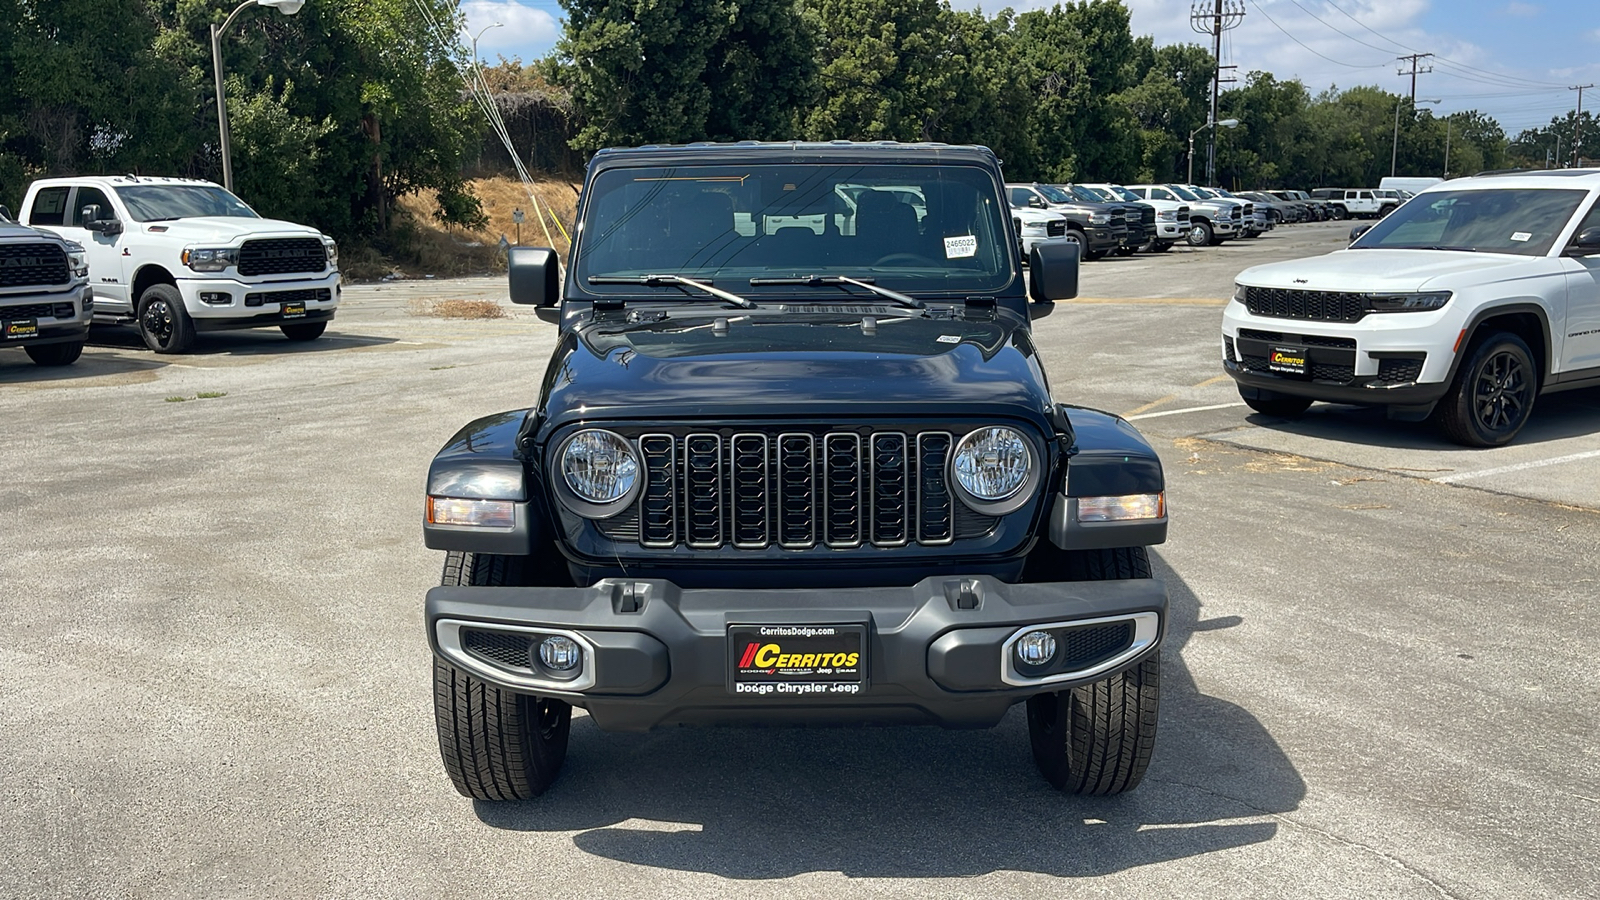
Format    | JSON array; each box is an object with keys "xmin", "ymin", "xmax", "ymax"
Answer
[
  {"xmin": 424, "ymin": 410, "xmax": 547, "ymax": 555},
  {"xmin": 1049, "ymin": 405, "xmax": 1168, "ymax": 550}
]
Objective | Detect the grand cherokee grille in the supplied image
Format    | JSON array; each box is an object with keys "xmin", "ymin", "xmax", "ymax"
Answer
[
  {"xmin": 0, "ymin": 243, "xmax": 70, "ymax": 289},
  {"xmin": 1243, "ymin": 286, "xmax": 1368, "ymax": 323},
  {"xmin": 601, "ymin": 429, "xmax": 1000, "ymax": 550},
  {"xmin": 237, "ymin": 238, "xmax": 327, "ymax": 277}
]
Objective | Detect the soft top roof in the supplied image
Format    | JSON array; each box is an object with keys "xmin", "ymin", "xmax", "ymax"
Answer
[{"xmin": 588, "ymin": 141, "xmax": 1001, "ymax": 173}]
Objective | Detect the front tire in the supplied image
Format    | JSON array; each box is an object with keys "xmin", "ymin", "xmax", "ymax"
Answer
[
  {"xmin": 1186, "ymin": 221, "xmax": 1212, "ymax": 246},
  {"xmin": 1331, "ymin": 206, "xmax": 1349, "ymax": 220},
  {"xmin": 137, "ymin": 284, "xmax": 195, "ymax": 354},
  {"xmin": 1025, "ymin": 547, "xmax": 1160, "ymax": 795},
  {"xmin": 1240, "ymin": 386, "xmax": 1313, "ymax": 417},
  {"xmin": 281, "ymin": 321, "xmax": 327, "ymax": 342},
  {"xmin": 24, "ymin": 341, "xmax": 83, "ymax": 366},
  {"xmin": 1435, "ymin": 332, "xmax": 1537, "ymax": 447},
  {"xmin": 434, "ymin": 551, "xmax": 572, "ymax": 800},
  {"xmin": 1147, "ymin": 240, "xmax": 1173, "ymax": 253}
]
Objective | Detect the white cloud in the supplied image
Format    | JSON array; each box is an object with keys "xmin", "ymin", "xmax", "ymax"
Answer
[
  {"xmin": 459, "ymin": 1, "xmax": 560, "ymax": 61},
  {"xmin": 1502, "ymin": 2, "xmax": 1540, "ymax": 16}
]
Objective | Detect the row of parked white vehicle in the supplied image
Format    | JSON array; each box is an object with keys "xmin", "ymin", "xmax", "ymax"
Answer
[{"xmin": 1, "ymin": 175, "xmax": 340, "ymax": 367}]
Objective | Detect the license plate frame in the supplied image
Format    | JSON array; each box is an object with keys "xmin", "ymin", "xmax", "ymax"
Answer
[
  {"xmin": 3, "ymin": 318, "xmax": 39, "ymax": 340},
  {"xmin": 1267, "ymin": 344, "xmax": 1309, "ymax": 376},
  {"xmin": 281, "ymin": 301, "xmax": 306, "ymax": 319},
  {"xmin": 727, "ymin": 623, "xmax": 867, "ymax": 697}
]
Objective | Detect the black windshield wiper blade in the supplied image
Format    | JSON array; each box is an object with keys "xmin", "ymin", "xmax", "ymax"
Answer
[
  {"xmin": 588, "ymin": 274, "xmax": 756, "ymax": 309},
  {"xmin": 746, "ymin": 274, "xmax": 923, "ymax": 309}
]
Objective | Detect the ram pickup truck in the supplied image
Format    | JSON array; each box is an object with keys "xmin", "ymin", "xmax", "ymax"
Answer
[
  {"xmin": 0, "ymin": 205, "xmax": 92, "ymax": 367},
  {"xmin": 19, "ymin": 176, "xmax": 340, "ymax": 353},
  {"xmin": 1081, "ymin": 183, "xmax": 1189, "ymax": 252},
  {"xmin": 1225, "ymin": 169, "xmax": 1600, "ymax": 446},
  {"xmin": 1127, "ymin": 184, "xmax": 1242, "ymax": 246},
  {"xmin": 1006, "ymin": 183, "xmax": 1126, "ymax": 260},
  {"xmin": 423, "ymin": 142, "xmax": 1172, "ymax": 800}
]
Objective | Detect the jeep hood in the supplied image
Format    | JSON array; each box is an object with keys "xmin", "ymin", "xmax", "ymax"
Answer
[
  {"xmin": 536, "ymin": 310, "xmax": 1053, "ymax": 429},
  {"xmin": 1238, "ymin": 249, "xmax": 1538, "ymax": 293},
  {"xmin": 137, "ymin": 217, "xmax": 322, "ymax": 241}
]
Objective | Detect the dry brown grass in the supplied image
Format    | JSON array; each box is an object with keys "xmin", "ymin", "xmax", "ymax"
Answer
[
  {"xmin": 407, "ymin": 298, "xmax": 508, "ymax": 319},
  {"xmin": 369, "ymin": 175, "xmax": 579, "ymax": 282}
]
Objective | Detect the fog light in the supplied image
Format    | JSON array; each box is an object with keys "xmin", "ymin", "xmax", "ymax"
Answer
[
  {"xmin": 538, "ymin": 636, "xmax": 581, "ymax": 671},
  {"xmin": 199, "ymin": 292, "xmax": 232, "ymax": 306},
  {"xmin": 1016, "ymin": 630, "xmax": 1057, "ymax": 666}
]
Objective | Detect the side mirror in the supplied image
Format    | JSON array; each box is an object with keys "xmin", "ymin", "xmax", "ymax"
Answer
[
  {"xmin": 0, "ymin": 205, "xmax": 11, "ymax": 221},
  {"xmin": 508, "ymin": 246, "xmax": 559, "ymax": 309},
  {"xmin": 1567, "ymin": 226, "xmax": 1600, "ymax": 255},
  {"xmin": 1348, "ymin": 224, "xmax": 1372, "ymax": 244},
  {"xmin": 1029, "ymin": 196, "xmax": 1047, "ymax": 209},
  {"xmin": 1029, "ymin": 239, "xmax": 1079, "ymax": 303}
]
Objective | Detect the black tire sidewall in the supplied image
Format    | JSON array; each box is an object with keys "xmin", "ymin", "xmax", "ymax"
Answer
[
  {"xmin": 24, "ymin": 341, "xmax": 84, "ymax": 366},
  {"xmin": 281, "ymin": 321, "xmax": 327, "ymax": 341},
  {"xmin": 1441, "ymin": 333, "xmax": 1537, "ymax": 447},
  {"xmin": 137, "ymin": 284, "xmax": 194, "ymax": 354},
  {"xmin": 1187, "ymin": 221, "xmax": 1212, "ymax": 246}
]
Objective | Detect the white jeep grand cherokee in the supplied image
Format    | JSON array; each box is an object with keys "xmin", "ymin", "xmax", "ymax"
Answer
[
  {"xmin": 1223, "ymin": 169, "xmax": 1600, "ymax": 447},
  {"xmin": 20, "ymin": 175, "xmax": 340, "ymax": 353}
]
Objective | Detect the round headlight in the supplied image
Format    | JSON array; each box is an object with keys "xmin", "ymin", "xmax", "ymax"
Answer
[
  {"xmin": 560, "ymin": 429, "xmax": 639, "ymax": 505},
  {"xmin": 952, "ymin": 426, "xmax": 1032, "ymax": 502}
]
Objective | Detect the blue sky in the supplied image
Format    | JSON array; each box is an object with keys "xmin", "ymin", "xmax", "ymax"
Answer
[{"xmin": 459, "ymin": 0, "xmax": 1599, "ymax": 137}]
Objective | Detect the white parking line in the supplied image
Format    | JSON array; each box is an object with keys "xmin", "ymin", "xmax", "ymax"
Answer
[
  {"xmin": 1432, "ymin": 449, "xmax": 1600, "ymax": 483},
  {"xmin": 1126, "ymin": 402, "xmax": 1247, "ymax": 421}
]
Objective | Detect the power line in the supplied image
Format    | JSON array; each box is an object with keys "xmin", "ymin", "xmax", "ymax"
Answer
[
  {"xmin": 1574, "ymin": 84, "xmax": 1595, "ymax": 167},
  {"xmin": 1244, "ymin": 0, "xmax": 1389, "ymax": 70},
  {"xmin": 1191, "ymin": 1, "xmax": 1246, "ymax": 187},
  {"xmin": 1324, "ymin": 1, "xmax": 1570, "ymax": 89}
]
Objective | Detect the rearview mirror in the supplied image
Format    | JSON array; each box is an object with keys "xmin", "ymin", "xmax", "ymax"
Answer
[
  {"xmin": 1029, "ymin": 240, "xmax": 1079, "ymax": 303},
  {"xmin": 508, "ymin": 246, "xmax": 559, "ymax": 309}
]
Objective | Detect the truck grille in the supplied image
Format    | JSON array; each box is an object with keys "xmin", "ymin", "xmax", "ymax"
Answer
[
  {"xmin": 1243, "ymin": 287, "xmax": 1368, "ymax": 323},
  {"xmin": 237, "ymin": 238, "xmax": 327, "ymax": 277},
  {"xmin": 1176, "ymin": 206, "xmax": 1190, "ymax": 222},
  {"xmin": 0, "ymin": 243, "xmax": 70, "ymax": 288},
  {"xmin": 604, "ymin": 429, "xmax": 1000, "ymax": 550},
  {"xmin": 1139, "ymin": 207, "xmax": 1156, "ymax": 226},
  {"xmin": 1046, "ymin": 220, "xmax": 1066, "ymax": 237},
  {"xmin": 1, "ymin": 301, "xmax": 71, "ymax": 320}
]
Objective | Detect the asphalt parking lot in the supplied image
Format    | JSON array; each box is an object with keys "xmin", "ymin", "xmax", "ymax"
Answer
[{"xmin": 3, "ymin": 220, "xmax": 1597, "ymax": 898}]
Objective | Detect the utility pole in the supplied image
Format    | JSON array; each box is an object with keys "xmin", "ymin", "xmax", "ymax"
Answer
[
  {"xmin": 1572, "ymin": 84, "xmax": 1594, "ymax": 168},
  {"xmin": 1397, "ymin": 53, "xmax": 1434, "ymax": 103},
  {"xmin": 1190, "ymin": 1, "xmax": 1244, "ymax": 187}
]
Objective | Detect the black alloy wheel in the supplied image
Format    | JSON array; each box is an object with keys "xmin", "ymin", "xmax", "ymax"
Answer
[
  {"xmin": 1436, "ymin": 332, "xmax": 1538, "ymax": 447},
  {"xmin": 137, "ymin": 284, "xmax": 195, "ymax": 354}
]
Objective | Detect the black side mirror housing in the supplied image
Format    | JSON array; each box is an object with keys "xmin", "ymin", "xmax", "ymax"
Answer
[
  {"xmin": 1348, "ymin": 224, "xmax": 1372, "ymax": 244},
  {"xmin": 81, "ymin": 205, "xmax": 123, "ymax": 235},
  {"xmin": 0, "ymin": 205, "xmax": 11, "ymax": 221},
  {"xmin": 1571, "ymin": 226, "xmax": 1600, "ymax": 254},
  {"xmin": 1029, "ymin": 239, "xmax": 1080, "ymax": 303},
  {"xmin": 1029, "ymin": 196, "xmax": 1047, "ymax": 209},
  {"xmin": 508, "ymin": 246, "xmax": 559, "ymax": 308}
]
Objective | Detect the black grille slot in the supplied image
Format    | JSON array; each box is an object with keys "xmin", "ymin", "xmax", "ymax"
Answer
[
  {"xmin": 639, "ymin": 434, "xmax": 677, "ymax": 547},
  {"xmin": 824, "ymin": 433, "xmax": 863, "ymax": 547},
  {"xmin": 461, "ymin": 629, "xmax": 532, "ymax": 670},
  {"xmin": 1244, "ymin": 286, "xmax": 1369, "ymax": 323},
  {"xmin": 917, "ymin": 433, "xmax": 954, "ymax": 544},
  {"xmin": 0, "ymin": 243, "xmax": 70, "ymax": 288},
  {"xmin": 1376, "ymin": 356, "xmax": 1425, "ymax": 385},
  {"xmin": 870, "ymin": 433, "xmax": 909, "ymax": 546},
  {"xmin": 730, "ymin": 434, "xmax": 769, "ymax": 548},
  {"xmin": 1312, "ymin": 363, "xmax": 1355, "ymax": 383},
  {"xmin": 1060, "ymin": 622, "xmax": 1135, "ymax": 670},
  {"xmin": 1, "ymin": 301, "xmax": 64, "ymax": 320},
  {"xmin": 684, "ymin": 434, "xmax": 723, "ymax": 548},
  {"xmin": 1224, "ymin": 337, "xmax": 1237, "ymax": 363},
  {"xmin": 237, "ymin": 237, "xmax": 327, "ymax": 277},
  {"xmin": 1238, "ymin": 328, "xmax": 1356, "ymax": 349},
  {"xmin": 1046, "ymin": 220, "xmax": 1066, "ymax": 237},
  {"xmin": 778, "ymin": 433, "xmax": 817, "ymax": 548},
  {"xmin": 242, "ymin": 287, "xmax": 332, "ymax": 305}
]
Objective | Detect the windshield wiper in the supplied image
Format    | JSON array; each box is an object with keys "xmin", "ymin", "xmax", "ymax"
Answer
[
  {"xmin": 747, "ymin": 274, "xmax": 924, "ymax": 309},
  {"xmin": 588, "ymin": 274, "xmax": 756, "ymax": 309}
]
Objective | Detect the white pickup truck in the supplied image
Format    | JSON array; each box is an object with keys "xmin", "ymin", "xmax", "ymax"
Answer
[{"xmin": 19, "ymin": 176, "xmax": 340, "ymax": 353}]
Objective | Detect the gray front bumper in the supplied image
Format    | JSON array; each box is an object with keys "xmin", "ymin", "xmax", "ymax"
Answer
[{"xmin": 426, "ymin": 574, "xmax": 1167, "ymax": 732}]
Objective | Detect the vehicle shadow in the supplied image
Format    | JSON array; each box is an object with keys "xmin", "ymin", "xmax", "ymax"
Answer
[
  {"xmin": 1244, "ymin": 387, "xmax": 1600, "ymax": 450},
  {"xmin": 472, "ymin": 559, "xmax": 1305, "ymax": 878},
  {"xmin": 86, "ymin": 324, "xmax": 398, "ymax": 356},
  {"xmin": 0, "ymin": 347, "xmax": 168, "ymax": 383}
]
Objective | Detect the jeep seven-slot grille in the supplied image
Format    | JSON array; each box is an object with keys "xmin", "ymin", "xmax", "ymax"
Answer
[
  {"xmin": 237, "ymin": 238, "xmax": 327, "ymax": 277},
  {"xmin": 610, "ymin": 429, "xmax": 997, "ymax": 550},
  {"xmin": 0, "ymin": 243, "xmax": 70, "ymax": 289},
  {"xmin": 1243, "ymin": 286, "xmax": 1368, "ymax": 323}
]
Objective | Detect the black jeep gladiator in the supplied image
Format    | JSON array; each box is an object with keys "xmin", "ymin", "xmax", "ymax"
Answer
[{"xmin": 423, "ymin": 142, "xmax": 1171, "ymax": 799}]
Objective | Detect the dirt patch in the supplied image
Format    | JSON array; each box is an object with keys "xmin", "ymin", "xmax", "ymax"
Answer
[{"xmin": 407, "ymin": 298, "xmax": 507, "ymax": 320}]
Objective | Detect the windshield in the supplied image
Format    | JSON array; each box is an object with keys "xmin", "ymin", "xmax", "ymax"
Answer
[
  {"xmin": 1168, "ymin": 185, "xmax": 1201, "ymax": 201},
  {"xmin": 1062, "ymin": 184, "xmax": 1106, "ymax": 203},
  {"xmin": 1188, "ymin": 186, "xmax": 1218, "ymax": 199},
  {"xmin": 1104, "ymin": 185, "xmax": 1141, "ymax": 202},
  {"xmin": 575, "ymin": 163, "xmax": 1015, "ymax": 296},
  {"xmin": 1035, "ymin": 184, "xmax": 1074, "ymax": 204},
  {"xmin": 116, "ymin": 185, "xmax": 258, "ymax": 222},
  {"xmin": 1350, "ymin": 188, "xmax": 1586, "ymax": 256}
]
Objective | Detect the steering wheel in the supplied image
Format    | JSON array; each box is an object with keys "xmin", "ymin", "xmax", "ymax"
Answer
[{"xmin": 872, "ymin": 253, "xmax": 941, "ymax": 267}]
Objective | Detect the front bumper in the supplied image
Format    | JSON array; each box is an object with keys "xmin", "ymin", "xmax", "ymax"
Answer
[
  {"xmin": 176, "ymin": 271, "xmax": 341, "ymax": 322},
  {"xmin": 427, "ymin": 574, "xmax": 1167, "ymax": 732},
  {"xmin": 1154, "ymin": 222, "xmax": 1185, "ymax": 239},
  {"xmin": 2, "ymin": 283, "xmax": 93, "ymax": 347}
]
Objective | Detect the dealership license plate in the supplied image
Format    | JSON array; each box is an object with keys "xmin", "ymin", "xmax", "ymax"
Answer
[
  {"xmin": 1267, "ymin": 344, "xmax": 1308, "ymax": 376},
  {"xmin": 281, "ymin": 301, "xmax": 306, "ymax": 319},
  {"xmin": 728, "ymin": 624, "xmax": 866, "ymax": 696},
  {"xmin": 3, "ymin": 318, "xmax": 39, "ymax": 340}
]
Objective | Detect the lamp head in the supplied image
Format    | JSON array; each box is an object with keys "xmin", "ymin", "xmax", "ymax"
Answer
[
  {"xmin": 1218, "ymin": 118, "xmax": 1240, "ymax": 128},
  {"xmin": 260, "ymin": 0, "xmax": 306, "ymax": 15}
]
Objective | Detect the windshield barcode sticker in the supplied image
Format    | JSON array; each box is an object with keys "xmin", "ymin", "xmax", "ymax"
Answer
[
  {"xmin": 943, "ymin": 235, "xmax": 978, "ymax": 259},
  {"xmin": 1510, "ymin": 232, "xmax": 1532, "ymax": 242}
]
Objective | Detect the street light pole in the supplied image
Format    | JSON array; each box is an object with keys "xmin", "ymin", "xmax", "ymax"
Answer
[
  {"xmin": 1188, "ymin": 118, "xmax": 1239, "ymax": 185},
  {"xmin": 211, "ymin": 0, "xmax": 307, "ymax": 193},
  {"xmin": 1392, "ymin": 97, "xmax": 1440, "ymax": 178}
]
